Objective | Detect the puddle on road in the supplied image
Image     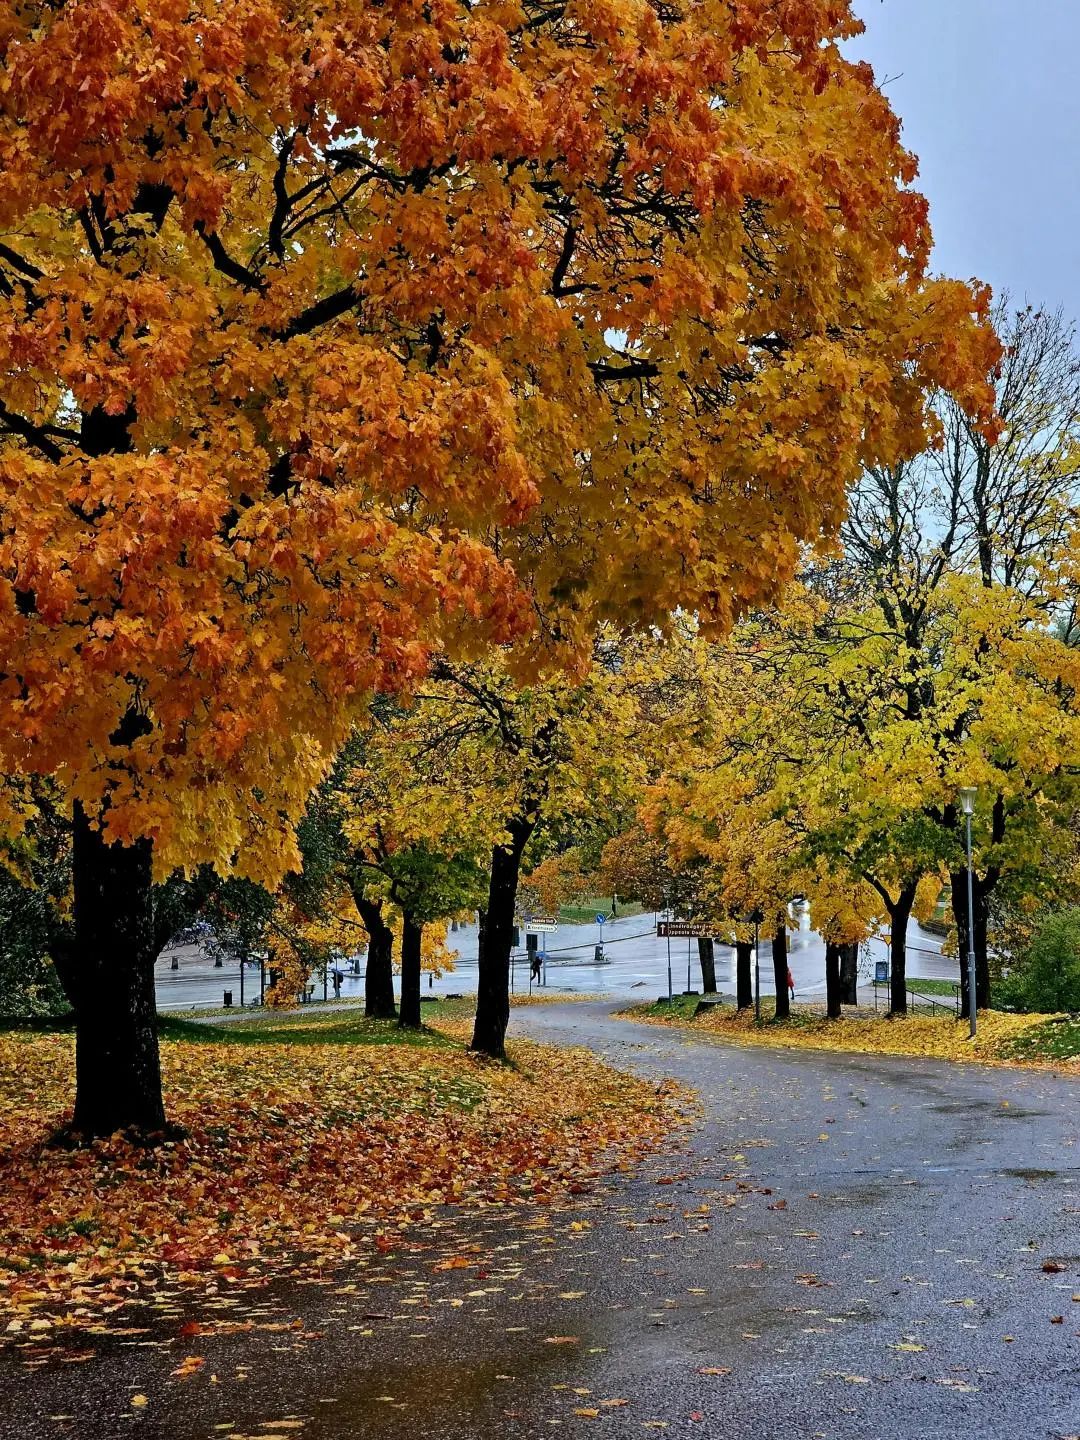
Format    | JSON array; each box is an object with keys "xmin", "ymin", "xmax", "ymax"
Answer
[{"xmin": 307, "ymin": 1322, "xmax": 615, "ymax": 1437}]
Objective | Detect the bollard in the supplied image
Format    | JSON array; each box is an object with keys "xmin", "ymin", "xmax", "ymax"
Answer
[{"xmin": 223, "ymin": 990, "xmax": 233, "ymax": 1007}]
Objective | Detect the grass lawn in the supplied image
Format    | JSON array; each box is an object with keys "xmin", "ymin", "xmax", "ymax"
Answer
[
  {"xmin": 159, "ymin": 998, "xmax": 474, "ymax": 1048},
  {"xmin": 906, "ymin": 977, "xmax": 961, "ymax": 998},
  {"xmin": 626, "ymin": 994, "xmax": 1080, "ymax": 1068},
  {"xmin": 1003, "ymin": 1015, "xmax": 1080, "ymax": 1063},
  {"xmin": 558, "ymin": 894, "xmax": 645, "ymax": 924}
]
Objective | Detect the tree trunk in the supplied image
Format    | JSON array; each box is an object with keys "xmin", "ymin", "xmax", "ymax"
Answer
[
  {"xmin": 839, "ymin": 943, "xmax": 859, "ymax": 1006},
  {"xmin": 951, "ymin": 868, "xmax": 994, "ymax": 1017},
  {"xmin": 888, "ymin": 886, "xmax": 916, "ymax": 1016},
  {"xmin": 735, "ymin": 941, "xmax": 753, "ymax": 1010},
  {"xmin": 68, "ymin": 802, "xmax": 166, "ymax": 1138},
  {"xmin": 974, "ymin": 896, "xmax": 991, "ymax": 1010},
  {"xmin": 950, "ymin": 868, "xmax": 975, "ymax": 1021},
  {"xmin": 698, "ymin": 937, "xmax": 717, "ymax": 994},
  {"xmin": 772, "ymin": 924, "xmax": 790, "ymax": 1019},
  {"xmin": 471, "ymin": 816, "xmax": 534, "ymax": 1058},
  {"xmin": 355, "ymin": 896, "xmax": 396, "ymax": 1018},
  {"xmin": 398, "ymin": 911, "xmax": 422, "ymax": 1029},
  {"xmin": 825, "ymin": 942, "xmax": 842, "ymax": 1019}
]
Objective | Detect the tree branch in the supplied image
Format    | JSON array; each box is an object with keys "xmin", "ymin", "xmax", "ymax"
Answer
[
  {"xmin": 194, "ymin": 222, "xmax": 267, "ymax": 293},
  {"xmin": 273, "ymin": 284, "xmax": 365, "ymax": 341}
]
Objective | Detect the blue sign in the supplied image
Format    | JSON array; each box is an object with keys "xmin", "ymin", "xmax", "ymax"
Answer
[
  {"xmin": 874, "ymin": 961, "xmax": 889, "ymax": 984},
  {"xmin": 596, "ymin": 913, "xmax": 606, "ymax": 927}
]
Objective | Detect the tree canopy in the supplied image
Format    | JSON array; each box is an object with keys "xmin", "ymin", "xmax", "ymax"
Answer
[{"xmin": 0, "ymin": 0, "xmax": 998, "ymax": 880}]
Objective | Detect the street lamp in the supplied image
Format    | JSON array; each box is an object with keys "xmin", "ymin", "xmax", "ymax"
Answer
[{"xmin": 959, "ymin": 788, "xmax": 978, "ymax": 1039}]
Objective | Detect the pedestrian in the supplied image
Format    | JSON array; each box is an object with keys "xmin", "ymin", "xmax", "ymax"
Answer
[
  {"xmin": 786, "ymin": 966, "xmax": 795, "ymax": 1003},
  {"xmin": 530, "ymin": 952, "xmax": 542, "ymax": 984},
  {"xmin": 332, "ymin": 967, "xmax": 343, "ymax": 999}
]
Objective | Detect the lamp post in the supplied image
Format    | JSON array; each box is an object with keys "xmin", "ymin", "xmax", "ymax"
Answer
[{"xmin": 959, "ymin": 788, "xmax": 978, "ymax": 1039}]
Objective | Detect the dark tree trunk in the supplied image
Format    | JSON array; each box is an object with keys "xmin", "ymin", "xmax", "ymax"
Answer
[
  {"xmin": 888, "ymin": 886, "xmax": 917, "ymax": 1016},
  {"xmin": 735, "ymin": 941, "xmax": 753, "ymax": 1010},
  {"xmin": 951, "ymin": 868, "xmax": 994, "ymax": 1017},
  {"xmin": 398, "ymin": 911, "xmax": 422, "ymax": 1029},
  {"xmin": 355, "ymin": 896, "xmax": 396, "ymax": 1018},
  {"xmin": 951, "ymin": 868, "xmax": 975, "ymax": 1021},
  {"xmin": 471, "ymin": 816, "xmax": 533, "ymax": 1059},
  {"xmin": 68, "ymin": 802, "xmax": 166, "ymax": 1138},
  {"xmin": 974, "ymin": 899, "xmax": 991, "ymax": 1010},
  {"xmin": 839, "ymin": 943, "xmax": 859, "ymax": 1006},
  {"xmin": 698, "ymin": 937, "xmax": 717, "ymax": 994},
  {"xmin": 825, "ymin": 942, "xmax": 842, "ymax": 1019},
  {"xmin": 772, "ymin": 924, "xmax": 790, "ymax": 1019}
]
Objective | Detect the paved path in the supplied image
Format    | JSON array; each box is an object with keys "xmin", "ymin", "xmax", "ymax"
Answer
[{"xmin": 5, "ymin": 1004, "xmax": 1078, "ymax": 1439}]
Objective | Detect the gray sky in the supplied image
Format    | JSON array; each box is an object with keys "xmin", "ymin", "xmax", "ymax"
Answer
[{"xmin": 850, "ymin": 0, "xmax": 1080, "ymax": 320}]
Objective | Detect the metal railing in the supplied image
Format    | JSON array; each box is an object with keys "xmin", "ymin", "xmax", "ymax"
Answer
[{"xmin": 872, "ymin": 979, "xmax": 961, "ymax": 1016}]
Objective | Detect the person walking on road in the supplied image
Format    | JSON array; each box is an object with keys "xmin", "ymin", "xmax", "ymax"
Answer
[{"xmin": 787, "ymin": 966, "xmax": 795, "ymax": 1003}]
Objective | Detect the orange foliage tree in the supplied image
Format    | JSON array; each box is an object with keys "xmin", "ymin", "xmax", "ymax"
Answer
[{"xmin": 0, "ymin": 0, "xmax": 997, "ymax": 1133}]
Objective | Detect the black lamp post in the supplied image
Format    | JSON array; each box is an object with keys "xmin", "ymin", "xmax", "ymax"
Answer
[{"xmin": 744, "ymin": 908, "xmax": 765, "ymax": 1021}]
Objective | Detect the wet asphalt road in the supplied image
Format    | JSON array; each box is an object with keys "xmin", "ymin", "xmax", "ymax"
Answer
[{"xmin": 5, "ymin": 1003, "xmax": 1079, "ymax": 1439}]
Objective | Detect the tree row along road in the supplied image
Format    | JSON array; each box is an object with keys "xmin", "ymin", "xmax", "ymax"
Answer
[
  {"xmin": 8, "ymin": 1003, "xmax": 1077, "ymax": 1440},
  {"xmin": 153, "ymin": 913, "xmax": 958, "ymax": 1010}
]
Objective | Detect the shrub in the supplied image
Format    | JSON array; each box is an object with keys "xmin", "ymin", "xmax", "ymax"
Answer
[{"xmin": 1009, "ymin": 908, "xmax": 1080, "ymax": 1014}]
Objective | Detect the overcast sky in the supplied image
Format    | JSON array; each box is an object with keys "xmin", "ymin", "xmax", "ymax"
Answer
[{"xmin": 849, "ymin": 0, "xmax": 1080, "ymax": 320}]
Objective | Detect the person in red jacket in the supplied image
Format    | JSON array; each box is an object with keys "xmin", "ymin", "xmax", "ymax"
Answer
[{"xmin": 787, "ymin": 966, "xmax": 795, "ymax": 1003}]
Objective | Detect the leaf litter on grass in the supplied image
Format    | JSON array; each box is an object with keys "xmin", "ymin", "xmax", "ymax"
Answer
[{"xmin": 0, "ymin": 1026, "xmax": 689, "ymax": 1330}]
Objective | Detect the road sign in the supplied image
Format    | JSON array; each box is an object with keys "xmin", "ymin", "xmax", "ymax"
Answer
[
  {"xmin": 874, "ymin": 961, "xmax": 889, "ymax": 984},
  {"xmin": 526, "ymin": 921, "xmax": 559, "ymax": 934},
  {"xmin": 657, "ymin": 920, "xmax": 726, "ymax": 940},
  {"xmin": 596, "ymin": 913, "xmax": 606, "ymax": 927}
]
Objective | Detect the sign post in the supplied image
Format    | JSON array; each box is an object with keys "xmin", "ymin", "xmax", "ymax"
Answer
[
  {"xmin": 665, "ymin": 917, "xmax": 673, "ymax": 1003},
  {"xmin": 656, "ymin": 918, "xmax": 730, "ymax": 1003},
  {"xmin": 656, "ymin": 920, "xmax": 728, "ymax": 939},
  {"xmin": 874, "ymin": 959, "xmax": 889, "ymax": 1013},
  {"xmin": 595, "ymin": 912, "xmax": 606, "ymax": 964}
]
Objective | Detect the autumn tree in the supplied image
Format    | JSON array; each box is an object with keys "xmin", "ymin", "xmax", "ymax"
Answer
[
  {"xmin": 597, "ymin": 821, "xmax": 728, "ymax": 992},
  {"xmin": 806, "ymin": 301, "xmax": 1080, "ymax": 1010},
  {"xmin": 417, "ymin": 647, "xmax": 652, "ymax": 1056},
  {"xmin": 644, "ymin": 746, "xmax": 806, "ymax": 1018},
  {"xmin": 0, "ymin": 0, "xmax": 997, "ymax": 1131},
  {"xmin": 324, "ymin": 719, "xmax": 492, "ymax": 1028}
]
